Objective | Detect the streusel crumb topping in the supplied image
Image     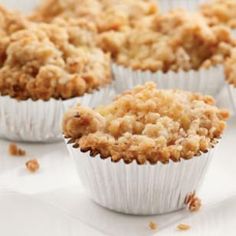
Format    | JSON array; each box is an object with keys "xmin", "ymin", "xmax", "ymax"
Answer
[
  {"xmin": 31, "ymin": 0, "xmax": 158, "ymax": 32},
  {"xmin": 63, "ymin": 82, "xmax": 229, "ymax": 164},
  {"xmin": 0, "ymin": 22, "xmax": 111, "ymax": 100},
  {"xmin": 98, "ymin": 10, "xmax": 234, "ymax": 72},
  {"xmin": 225, "ymin": 48, "xmax": 236, "ymax": 87},
  {"xmin": 201, "ymin": 0, "xmax": 236, "ymax": 29}
]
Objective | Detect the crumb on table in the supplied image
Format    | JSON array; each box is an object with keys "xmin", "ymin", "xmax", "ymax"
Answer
[
  {"xmin": 8, "ymin": 143, "xmax": 26, "ymax": 156},
  {"xmin": 185, "ymin": 192, "xmax": 202, "ymax": 212},
  {"xmin": 149, "ymin": 221, "xmax": 158, "ymax": 230},
  {"xmin": 25, "ymin": 159, "xmax": 40, "ymax": 173},
  {"xmin": 177, "ymin": 224, "xmax": 191, "ymax": 231}
]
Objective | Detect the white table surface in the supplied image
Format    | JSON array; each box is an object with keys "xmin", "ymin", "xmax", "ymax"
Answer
[{"xmin": 0, "ymin": 1, "xmax": 236, "ymax": 235}]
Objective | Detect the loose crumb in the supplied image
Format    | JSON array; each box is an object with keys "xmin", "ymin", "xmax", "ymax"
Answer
[
  {"xmin": 25, "ymin": 159, "xmax": 40, "ymax": 173},
  {"xmin": 8, "ymin": 143, "xmax": 26, "ymax": 156},
  {"xmin": 185, "ymin": 192, "xmax": 202, "ymax": 212},
  {"xmin": 149, "ymin": 221, "xmax": 158, "ymax": 230},
  {"xmin": 177, "ymin": 224, "xmax": 191, "ymax": 231}
]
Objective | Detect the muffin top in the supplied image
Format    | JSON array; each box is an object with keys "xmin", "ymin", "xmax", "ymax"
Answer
[
  {"xmin": 98, "ymin": 10, "xmax": 234, "ymax": 72},
  {"xmin": 201, "ymin": 0, "xmax": 236, "ymax": 29},
  {"xmin": 225, "ymin": 48, "xmax": 236, "ymax": 87},
  {"xmin": 0, "ymin": 21, "xmax": 111, "ymax": 100},
  {"xmin": 31, "ymin": 0, "xmax": 158, "ymax": 33},
  {"xmin": 63, "ymin": 82, "xmax": 229, "ymax": 164}
]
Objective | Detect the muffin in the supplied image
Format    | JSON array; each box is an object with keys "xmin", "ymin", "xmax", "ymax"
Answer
[
  {"xmin": 224, "ymin": 48, "xmax": 236, "ymax": 115},
  {"xmin": 30, "ymin": 0, "xmax": 158, "ymax": 33},
  {"xmin": 98, "ymin": 10, "xmax": 235, "ymax": 95},
  {"xmin": 63, "ymin": 82, "xmax": 229, "ymax": 215},
  {"xmin": 0, "ymin": 19, "xmax": 112, "ymax": 142}
]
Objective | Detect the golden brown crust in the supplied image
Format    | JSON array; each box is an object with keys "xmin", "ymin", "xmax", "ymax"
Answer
[
  {"xmin": 63, "ymin": 82, "xmax": 229, "ymax": 165},
  {"xmin": 98, "ymin": 10, "xmax": 235, "ymax": 72},
  {"xmin": 225, "ymin": 48, "xmax": 236, "ymax": 87},
  {"xmin": 30, "ymin": 0, "xmax": 158, "ymax": 33},
  {"xmin": 0, "ymin": 21, "xmax": 111, "ymax": 100},
  {"xmin": 201, "ymin": 0, "xmax": 236, "ymax": 29}
]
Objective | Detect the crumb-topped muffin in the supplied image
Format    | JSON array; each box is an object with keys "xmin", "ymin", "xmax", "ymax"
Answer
[
  {"xmin": 31, "ymin": 0, "xmax": 158, "ymax": 33},
  {"xmin": 98, "ymin": 10, "xmax": 234, "ymax": 72},
  {"xmin": 63, "ymin": 82, "xmax": 229, "ymax": 164},
  {"xmin": 0, "ymin": 22, "xmax": 111, "ymax": 100},
  {"xmin": 201, "ymin": 0, "xmax": 236, "ymax": 29}
]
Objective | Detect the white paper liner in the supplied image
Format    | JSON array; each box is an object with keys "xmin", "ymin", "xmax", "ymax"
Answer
[
  {"xmin": 0, "ymin": 86, "xmax": 115, "ymax": 143},
  {"xmin": 232, "ymin": 29, "xmax": 236, "ymax": 39},
  {"xmin": 156, "ymin": 0, "xmax": 206, "ymax": 12},
  {"xmin": 112, "ymin": 64, "xmax": 224, "ymax": 96},
  {"xmin": 227, "ymin": 84, "xmax": 236, "ymax": 116},
  {"xmin": 67, "ymin": 143, "xmax": 215, "ymax": 215}
]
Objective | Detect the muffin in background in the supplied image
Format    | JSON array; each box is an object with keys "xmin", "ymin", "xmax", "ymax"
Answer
[
  {"xmin": 98, "ymin": 10, "xmax": 235, "ymax": 95},
  {"xmin": 0, "ymin": 18, "xmax": 112, "ymax": 142},
  {"xmin": 30, "ymin": 0, "xmax": 158, "ymax": 33},
  {"xmin": 63, "ymin": 82, "xmax": 229, "ymax": 215}
]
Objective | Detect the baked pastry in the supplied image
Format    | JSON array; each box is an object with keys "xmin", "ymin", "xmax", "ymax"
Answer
[
  {"xmin": 30, "ymin": 0, "xmax": 158, "ymax": 33},
  {"xmin": 0, "ymin": 22, "xmax": 111, "ymax": 101},
  {"xmin": 201, "ymin": 0, "xmax": 236, "ymax": 29},
  {"xmin": 0, "ymin": 13, "xmax": 112, "ymax": 142},
  {"xmin": 63, "ymin": 82, "xmax": 229, "ymax": 164},
  {"xmin": 63, "ymin": 82, "xmax": 229, "ymax": 215},
  {"xmin": 98, "ymin": 10, "xmax": 234, "ymax": 72}
]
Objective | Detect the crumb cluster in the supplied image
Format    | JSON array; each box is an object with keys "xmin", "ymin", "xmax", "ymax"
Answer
[
  {"xmin": 149, "ymin": 221, "xmax": 158, "ymax": 230},
  {"xmin": 201, "ymin": 0, "xmax": 236, "ymax": 29},
  {"xmin": 0, "ymin": 20, "xmax": 111, "ymax": 100},
  {"xmin": 63, "ymin": 82, "xmax": 229, "ymax": 164},
  {"xmin": 225, "ymin": 48, "xmax": 236, "ymax": 87},
  {"xmin": 8, "ymin": 143, "xmax": 26, "ymax": 156},
  {"xmin": 98, "ymin": 10, "xmax": 234, "ymax": 72},
  {"xmin": 26, "ymin": 159, "xmax": 40, "ymax": 172},
  {"xmin": 177, "ymin": 224, "xmax": 191, "ymax": 231},
  {"xmin": 30, "ymin": 0, "xmax": 158, "ymax": 33},
  {"xmin": 185, "ymin": 192, "xmax": 202, "ymax": 212}
]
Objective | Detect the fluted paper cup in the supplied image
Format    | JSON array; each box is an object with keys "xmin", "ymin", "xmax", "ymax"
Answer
[
  {"xmin": 0, "ymin": 86, "xmax": 114, "ymax": 142},
  {"xmin": 157, "ymin": 0, "xmax": 206, "ymax": 12},
  {"xmin": 227, "ymin": 84, "xmax": 236, "ymax": 116},
  {"xmin": 232, "ymin": 30, "xmax": 236, "ymax": 38},
  {"xmin": 112, "ymin": 64, "xmax": 224, "ymax": 96},
  {"xmin": 67, "ymin": 142, "xmax": 216, "ymax": 215}
]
